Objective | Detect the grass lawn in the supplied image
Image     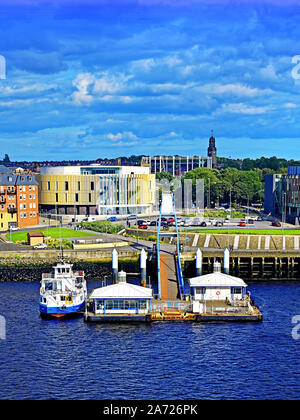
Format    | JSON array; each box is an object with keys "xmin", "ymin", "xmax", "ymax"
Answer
[
  {"xmin": 7, "ymin": 227, "xmax": 97, "ymax": 243},
  {"xmin": 185, "ymin": 229, "xmax": 300, "ymax": 235}
]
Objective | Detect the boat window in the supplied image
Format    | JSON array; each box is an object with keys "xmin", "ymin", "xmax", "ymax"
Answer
[
  {"xmin": 139, "ymin": 300, "xmax": 147, "ymax": 309},
  {"xmin": 45, "ymin": 282, "xmax": 53, "ymax": 290},
  {"xmin": 96, "ymin": 299, "xmax": 104, "ymax": 310},
  {"xmin": 234, "ymin": 288, "xmax": 242, "ymax": 294},
  {"xmin": 61, "ymin": 296, "xmax": 66, "ymax": 301}
]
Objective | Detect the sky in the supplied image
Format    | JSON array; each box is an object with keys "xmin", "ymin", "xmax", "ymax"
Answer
[{"xmin": 1, "ymin": 0, "xmax": 300, "ymax": 161}]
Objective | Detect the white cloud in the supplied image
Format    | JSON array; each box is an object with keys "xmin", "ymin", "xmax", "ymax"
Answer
[
  {"xmin": 107, "ymin": 131, "xmax": 138, "ymax": 142},
  {"xmin": 221, "ymin": 103, "xmax": 272, "ymax": 115},
  {"xmin": 198, "ymin": 83, "xmax": 272, "ymax": 97}
]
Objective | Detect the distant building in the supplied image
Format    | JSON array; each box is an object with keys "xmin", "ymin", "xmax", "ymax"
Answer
[
  {"xmin": 142, "ymin": 133, "xmax": 218, "ymax": 175},
  {"xmin": 207, "ymin": 132, "xmax": 217, "ymax": 169},
  {"xmin": 37, "ymin": 165, "xmax": 156, "ymax": 217},
  {"xmin": 264, "ymin": 166, "xmax": 300, "ymax": 225},
  {"xmin": 0, "ymin": 165, "xmax": 39, "ymax": 231}
]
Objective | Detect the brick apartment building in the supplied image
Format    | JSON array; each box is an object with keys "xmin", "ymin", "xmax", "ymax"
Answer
[{"xmin": 0, "ymin": 165, "xmax": 39, "ymax": 231}]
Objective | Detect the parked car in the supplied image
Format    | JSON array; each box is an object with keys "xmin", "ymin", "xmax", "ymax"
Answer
[
  {"xmin": 107, "ymin": 216, "xmax": 117, "ymax": 222},
  {"xmin": 239, "ymin": 221, "xmax": 246, "ymax": 227},
  {"xmin": 256, "ymin": 216, "xmax": 263, "ymax": 221},
  {"xmin": 33, "ymin": 243, "xmax": 47, "ymax": 249},
  {"xmin": 10, "ymin": 226, "xmax": 20, "ymax": 231},
  {"xmin": 272, "ymin": 221, "xmax": 281, "ymax": 227},
  {"xmin": 167, "ymin": 217, "xmax": 175, "ymax": 223},
  {"xmin": 150, "ymin": 220, "xmax": 157, "ymax": 226},
  {"xmin": 137, "ymin": 219, "xmax": 147, "ymax": 226},
  {"xmin": 248, "ymin": 219, "xmax": 255, "ymax": 224},
  {"xmin": 138, "ymin": 224, "xmax": 148, "ymax": 229},
  {"xmin": 200, "ymin": 221, "xmax": 207, "ymax": 227}
]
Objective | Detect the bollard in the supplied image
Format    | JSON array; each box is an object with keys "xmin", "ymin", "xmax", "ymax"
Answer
[
  {"xmin": 140, "ymin": 248, "xmax": 147, "ymax": 287},
  {"xmin": 195, "ymin": 248, "xmax": 202, "ymax": 276},
  {"xmin": 223, "ymin": 248, "xmax": 230, "ymax": 275},
  {"xmin": 112, "ymin": 248, "xmax": 118, "ymax": 283}
]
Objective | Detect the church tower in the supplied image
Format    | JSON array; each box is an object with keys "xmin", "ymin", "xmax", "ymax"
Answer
[{"xmin": 207, "ymin": 130, "xmax": 217, "ymax": 168}]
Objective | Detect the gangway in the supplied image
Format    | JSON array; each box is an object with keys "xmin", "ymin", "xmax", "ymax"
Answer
[{"xmin": 157, "ymin": 193, "xmax": 185, "ymax": 300}]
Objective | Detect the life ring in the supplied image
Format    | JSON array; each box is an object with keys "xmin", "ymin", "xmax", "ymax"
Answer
[{"xmin": 216, "ymin": 291, "xmax": 220, "ymax": 296}]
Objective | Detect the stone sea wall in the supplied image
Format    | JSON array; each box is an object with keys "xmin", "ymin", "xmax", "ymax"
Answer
[{"xmin": 0, "ymin": 257, "xmax": 140, "ymax": 282}]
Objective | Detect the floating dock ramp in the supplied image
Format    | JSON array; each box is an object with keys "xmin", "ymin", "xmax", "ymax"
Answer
[
  {"xmin": 159, "ymin": 253, "xmax": 179, "ymax": 300},
  {"xmin": 157, "ymin": 193, "xmax": 185, "ymax": 300}
]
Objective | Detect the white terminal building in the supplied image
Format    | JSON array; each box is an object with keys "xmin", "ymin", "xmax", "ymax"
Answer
[{"xmin": 37, "ymin": 165, "xmax": 156, "ymax": 217}]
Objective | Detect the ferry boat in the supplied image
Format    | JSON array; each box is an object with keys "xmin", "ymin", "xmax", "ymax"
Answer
[{"xmin": 39, "ymin": 261, "xmax": 87, "ymax": 318}]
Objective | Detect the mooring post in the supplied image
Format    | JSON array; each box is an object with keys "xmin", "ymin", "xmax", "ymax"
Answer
[
  {"xmin": 223, "ymin": 248, "xmax": 230, "ymax": 275},
  {"xmin": 196, "ymin": 248, "xmax": 202, "ymax": 276},
  {"xmin": 140, "ymin": 248, "xmax": 147, "ymax": 287},
  {"xmin": 112, "ymin": 248, "xmax": 118, "ymax": 284}
]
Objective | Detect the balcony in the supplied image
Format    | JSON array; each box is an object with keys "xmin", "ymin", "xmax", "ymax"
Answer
[{"xmin": 7, "ymin": 207, "xmax": 17, "ymax": 214}]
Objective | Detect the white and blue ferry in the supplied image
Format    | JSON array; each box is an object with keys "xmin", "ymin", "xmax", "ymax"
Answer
[{"xmin": 39, "ymin": 261, "xmax": 87, "ymax": 318}]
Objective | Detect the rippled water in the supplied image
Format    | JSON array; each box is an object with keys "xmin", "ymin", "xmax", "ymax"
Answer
[{"xmin": 0, "ymin": 281, "xmax": 299, "ymax": 400}]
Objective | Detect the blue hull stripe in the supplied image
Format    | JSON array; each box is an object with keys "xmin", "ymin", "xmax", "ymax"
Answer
[{"xmin": 40, "ymin": 301, "xmax": 85, "ymax": 315}]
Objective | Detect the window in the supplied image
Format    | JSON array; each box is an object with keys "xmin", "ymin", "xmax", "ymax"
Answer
[
  {"xmin": 65, "ymin": 181, "xmax": 69, "ymax": 191},
  {"xmin": 78, "ymin": 181, "xmax": 80, "ymax": 191},
  {"xmin": 55, "ymin": 193, "xmax": 58, "ymax": 203},
  {"xmin": 88, "ymin": 193, "xmax": 91, "ymax": 202},
  {"xmin": 75, "ymin": 193, "xmax": 79, "ymax": 202},
  {"xmin": 47, "ymin": 181, "xmax": 50, "ymax": 191},
  {"xmin": 234, "ymin": 288, "xmax": 242, "ymax": 294},
  {"xmin": 91, "ymin": 181, "xmax": 94, "ymax": 190}
]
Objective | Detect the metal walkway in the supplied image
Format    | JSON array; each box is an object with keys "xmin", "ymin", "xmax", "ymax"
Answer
[{"xmin": 157, "ymin": 193, "xmax": 185, "ymax": 300}]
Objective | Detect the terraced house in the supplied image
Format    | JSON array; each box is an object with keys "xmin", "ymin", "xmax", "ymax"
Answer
[
  {"xmin": 0, "ymin": 165, "xmax": 39, "ymax": 231},
  {"xmin": 37, "ymin": 165, "xmax": 156, "ymax": 217}
]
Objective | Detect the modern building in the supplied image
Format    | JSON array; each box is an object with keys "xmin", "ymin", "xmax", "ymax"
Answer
[
  {"xmin": 0, "ymin": 165, "xmax": 39, "ymax": 231},
  {"xmin": 37, "ymin": 165, "xmax": 156, "ymax": 217},
  {"xmin": 264, "ymin": 166, "xmax": 300, "ymax": 225},
  {"xmin": 142, "ymin": 133, "xmax": 218, "ymax": 175}
]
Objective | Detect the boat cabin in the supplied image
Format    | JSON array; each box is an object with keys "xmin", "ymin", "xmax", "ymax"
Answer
[
  {"xmin": 40, "ymin": 262, "xmax": 84, "ymax": 293},
  {"xmin": 88, "ymin": 282, "xmax": 153, "ymax": 315}
]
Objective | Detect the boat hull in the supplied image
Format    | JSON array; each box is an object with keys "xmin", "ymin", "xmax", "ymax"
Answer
[{"xmin": 40, "ymin": 301, "xmax": 85, "ymax": 318}]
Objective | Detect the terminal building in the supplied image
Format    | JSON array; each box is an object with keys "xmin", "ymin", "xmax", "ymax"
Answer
[
  {"xmin": 265, "ymin": 166, "xmax": 300, "ymax": 225},
  {"xmin": 37, "ymin": 165, "xmax": 156, "ymax": 217},
  {"xmin": 141, "ymin": 133, "xmax": 218, "ymax": 175}
]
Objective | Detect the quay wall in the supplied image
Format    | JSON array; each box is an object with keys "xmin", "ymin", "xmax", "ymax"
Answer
[
  {"xmin": 1, "ymin": 246, "xmax": 300, "ymax": 281},
  {"xmin": 0, "ymin": 251, "xmax": 140, "ymax": 282}
]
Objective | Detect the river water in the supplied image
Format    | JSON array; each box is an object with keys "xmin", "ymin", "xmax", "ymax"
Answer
[{"xmin": 0, "ymin": 280, "xmax": 299, "ymax": 400}]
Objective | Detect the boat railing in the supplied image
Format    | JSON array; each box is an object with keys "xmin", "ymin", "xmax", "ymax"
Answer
[{"xmin": 40, "ymin": 289, "xmax": 83, "ymax": 297}]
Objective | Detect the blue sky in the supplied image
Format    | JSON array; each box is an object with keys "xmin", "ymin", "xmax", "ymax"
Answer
[{"xmin": 1, "ymin": 0, "xmax": 300, "ymax": 161}]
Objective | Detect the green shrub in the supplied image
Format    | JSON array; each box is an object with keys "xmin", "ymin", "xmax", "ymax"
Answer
[{"xmin": 81, "ymin": 221, "xmax": 125, "ymax": 234}]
